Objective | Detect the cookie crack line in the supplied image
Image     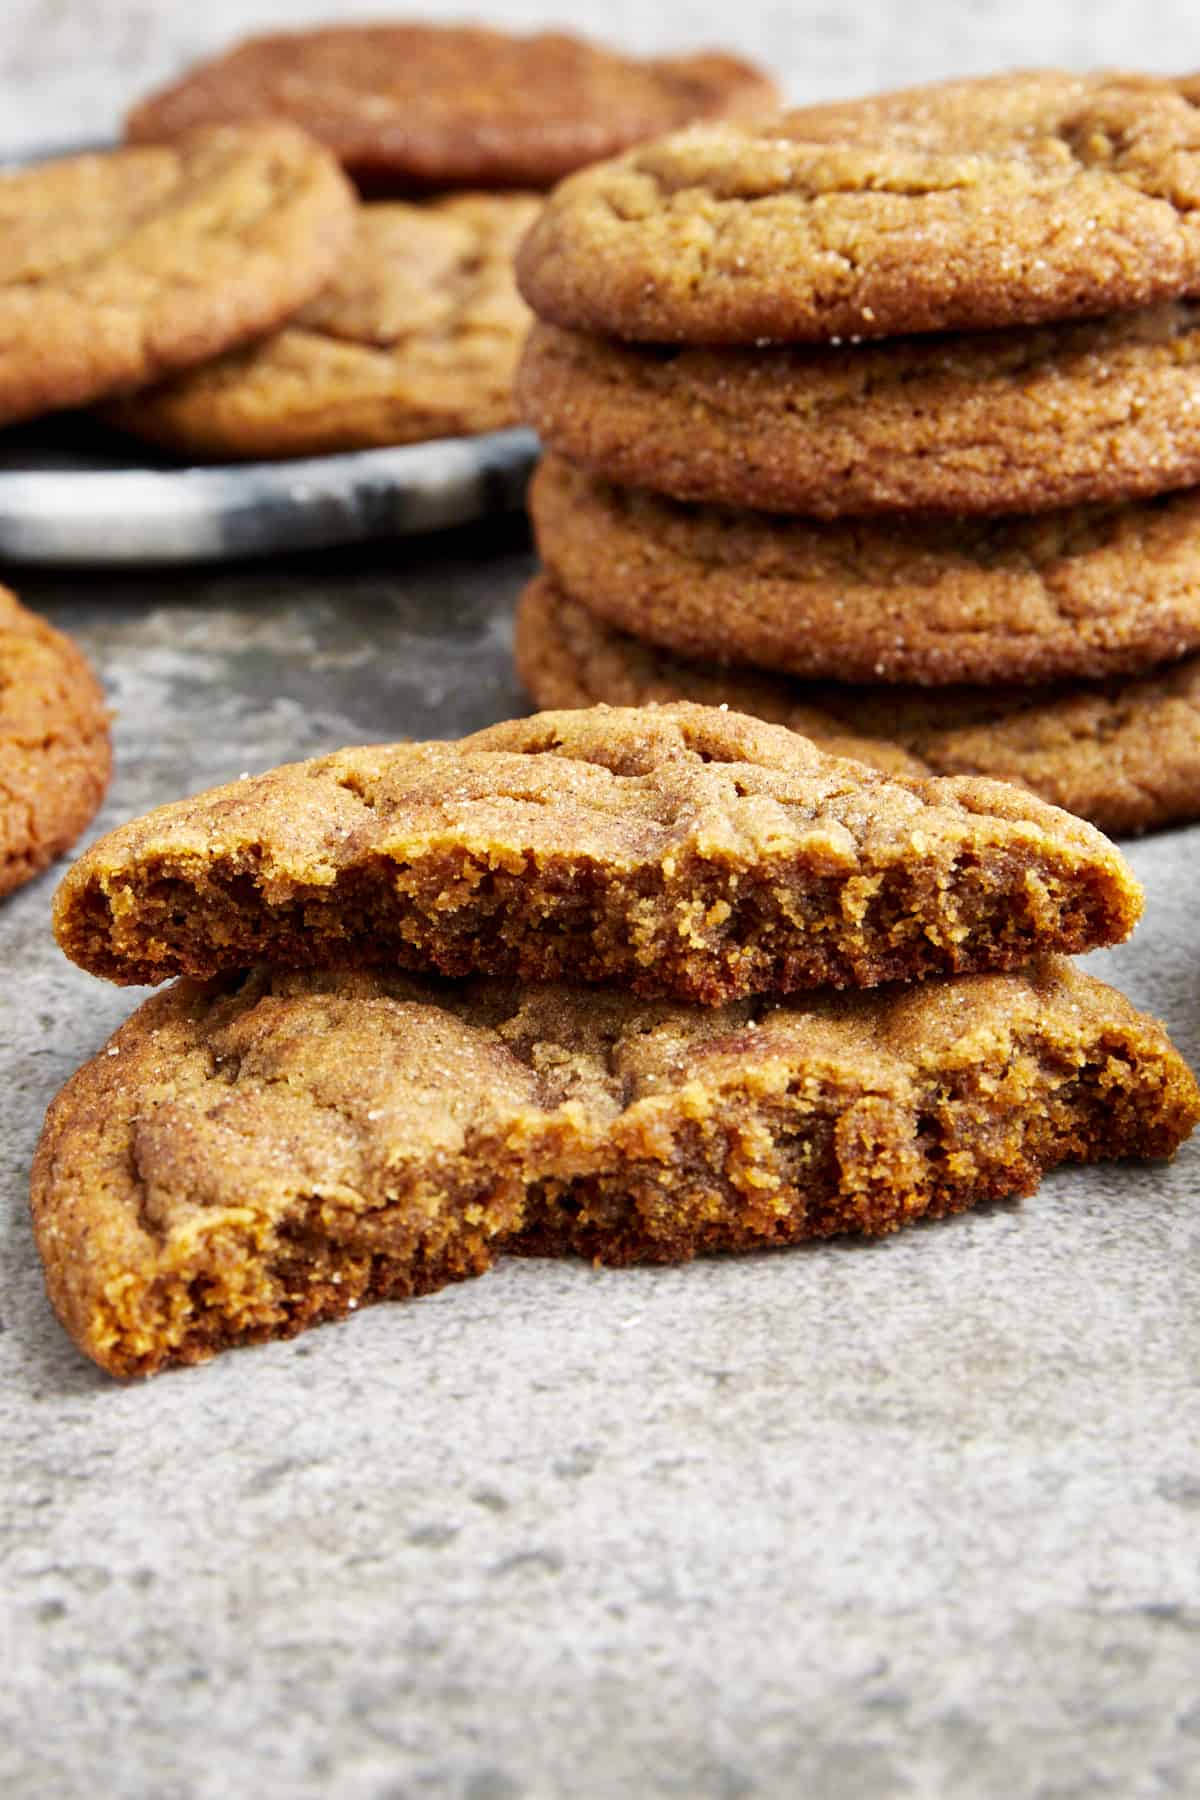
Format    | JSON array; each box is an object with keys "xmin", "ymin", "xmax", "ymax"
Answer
[{"xmin": 30, "ymin": 959, "xmax": 1200, "ymax": 1376}]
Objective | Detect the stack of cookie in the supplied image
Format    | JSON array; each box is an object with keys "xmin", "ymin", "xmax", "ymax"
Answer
[
  {"xmin": 33, "ymin": 703, "xmax": 1199, "ymax": 1377},
  {"xmin": 514, "ymin": 70, "xmax": 1200, "ymax": 836}
]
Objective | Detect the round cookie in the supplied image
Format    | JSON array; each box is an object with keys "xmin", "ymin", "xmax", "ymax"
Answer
[
  {"xmin": 530, "ymin": 457, "xmax": 1200, "ymax": 686},
  {"xmin": 518, "ymin": 306, "xmax": 1200, "ymax": 517},
  {"xmin": 0, "ymin": 587, "xmax": 111, "ymax": 896},
  {"xmin": 125, "ymin": 25, "xmax": 779, "ymax": 190},
  {"xmin": 516, "ymin": 71, "xmax": 1200, "ymax": 343},
  {"xmin": 515, "ymin": 575, "xmax": 1200, "ymax": 837},
  {"xmin": 0, "ymin": 126, "xmax": 354, "ymax": 429},
  {"xmin": 106, "ymin": 194, "xmax": 542, "ymax": 460}
]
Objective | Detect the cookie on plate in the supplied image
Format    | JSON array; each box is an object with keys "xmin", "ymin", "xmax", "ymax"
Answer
[
  {"xmin": 126, "ymin": 24, "xmax": 779, "ymax": 189},
  {"xmin": 0, "ymin": 125, "xmax": 355, "ymax": 428},
  {"xmin": 106, "ymin": 194, "xmax": 541, "ymax": 459},
  {"xmin": 516, "ymin": 71, "xmax": 1200, "ymax": 342},
  {"xmin": 53, "ymin": 703, "xmax": 1140, "ymax": 1000},
  {"xmin": 0, "ymin": 587, "xmax": 111, "ymax": 896},
  {"xmin": 517, "ymin": 305, "xmax": 1200, "ymax": 518},
  {"xmin": 515, "ymin": 577, "xmax": 1200, "ymax": 838},
  {"xmin": 32, "ymin": 958, "xmax": 1198, "ymax": 1375},
  {"xmin": 531, "ymin": 457, "xmax": 1200, "ymax": 687}
]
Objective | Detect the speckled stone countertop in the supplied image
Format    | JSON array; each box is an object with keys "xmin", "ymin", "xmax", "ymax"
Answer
[{"xmin": 4, "ymin": 7, "xmax": 1200, "ymax": 1798}]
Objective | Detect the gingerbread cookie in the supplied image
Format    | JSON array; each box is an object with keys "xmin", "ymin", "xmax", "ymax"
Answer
[
  {"xmin": 0, "ymin": 125, "xmax": 354, "ymax": 428},
  {"xmin": 517, "ymin": 305, "xmax": 1200, "ymax": 518},
  {"xmin": 53, "ymin": 704, "xmax": 1139, "ymax": 1002},
  {"xmin": 516, "ymin": 72, "xmax": 1200, "ymax": 343},
  {"xmin": 530, "ymin": 457, "xmax": 1200, "ymax": 686},
  {"xmin": 32, "ymin": 958, "xmax": 1198, "ymax": 1375},
  {"xmin": 515, "ymin": 577, "xmax": 1200, "ymax": 837},
  {"xmin": 0, "ymin": 587, "xmax": 111, "ymax": 897},
  {"xmin": 126, "ymin": 25, "xmax": 778, "ymax": 189},
  {"xmin": 106, "ymin": 194, "xmax": 541, "ymax": 459}
]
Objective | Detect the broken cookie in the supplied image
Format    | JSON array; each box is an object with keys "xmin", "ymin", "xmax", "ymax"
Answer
[{"xmin": 53, "ymin": 705, "xmax": 1141, "ymax": 1002}]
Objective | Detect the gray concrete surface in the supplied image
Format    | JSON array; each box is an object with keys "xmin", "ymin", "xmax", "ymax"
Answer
[{"xmin": 3, "ymin": 6, "xmax": 1200, "ymax": 1798}]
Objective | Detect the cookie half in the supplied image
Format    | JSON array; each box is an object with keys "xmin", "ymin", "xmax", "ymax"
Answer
[
  {"xmin": 105, "ymin": 195, "xmax": 541, "ymax": 459},
  {"xmin": 53, "ymin": 702, "xmax": 1140, "ymax": 1001},
  {"xmin": 531, "ymin": 457, "xmax": 1200, "ymax": 687},
  {"xmin": 1, "ymin": 588, "xmax": 111, "ymax": 896},
  {"xmin": 517, "ymin": 72, "xmax": 1200, "ymax": 343},
  {"xmin": 126, "ymin": 25, "xmax": 778, "ymax": 189},
  {"xmin": 0, "ymin": 126, "xmax": 355, "ymax": 428},
  {"xmin": 518, "ymin": 306, "xmax": 1200, "ymax": 518},
  {"xmin": 515, "ymin": 577, "xmax": 1200, "ymax": 838},
  {"xmin": 32, "ymin": 960, "xmax": 1198, "ymax": 1375}
]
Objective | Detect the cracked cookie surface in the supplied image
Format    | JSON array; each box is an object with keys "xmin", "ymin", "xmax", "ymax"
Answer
[
  {"xmin": 517, "ymin": 71, "xmax": 1200, "ymax": 343},
  {"xmin": 126, "ymin": 24, "xmax": 778, "ymax": 189},
  {"xmin": 518, "ymin": 305, "xmax": 1200, "ymax": 517},
  {"xmin": 0, "ymin": 587, "xmax": 111, "ymax": 897},
  {"xmin": 516, "ymin": 577, "xmax": 1200, "ymax": 837},
  {"xmin": 32, "ymin": 958, "xmax": 1198, "ymax": 1375},
  {"xmin": 106, "ymin": 195, "xmax": 541, "ymax": 459},
  {"xmin": 531, "ymin": 457, "xmax": 1200, "ymax": 687},
  {"xmin": 0, "ymin": 124, "xmax": 355, "ymax": 427},
  {"xmin": 53, "ymin": 702, "xmax": 1140, "ymax": 1001}
]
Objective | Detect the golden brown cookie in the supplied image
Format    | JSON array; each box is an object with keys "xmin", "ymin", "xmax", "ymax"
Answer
[
  {"xmin": 0, "ymin": 587, "xmax": 111, "ymax": 896},
  {"xmin": 516, "ymin": 71, "xmax": 1200, "ymax": 343},
  {"xmin": 530, "ymin": 457, "xmax": 1200, "ymax": 686},
  {"xmin": 126, "ymin": 25, "xmax": 778, "ymax": 190},
  {"xmin": 32, "ymin": 958, "xmax": 1198, "ymax": 1375},
  {"xmin": 0, "ymin": 125, "xmax": 355, "ymax": 428},
  {"xmin": 105, "ymin": 194, "xmax": 541, "ymax": 459},
  {"xmin": 53, "ymin": 704, "xmax": 1140, "ymax": 1002},
  {"xmin": 518, "ymin": 305, "xmax": 1200, "ymax": 518},
  {"xmin": 515, "ymin": 576, "xmax": 1200, "ymax": 837}
]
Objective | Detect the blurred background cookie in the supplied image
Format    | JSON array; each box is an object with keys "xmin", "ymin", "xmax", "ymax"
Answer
[
  {"xmin": 125, "ymin": 23, "xmax": 779, "ymax": 190},
  {"xmin": 0, "ymin": 124, "xmax": 354, "ymax": 428},
  {"xmin": 106, "ymin": 194, "xmax": 541, "ymax": 459}
]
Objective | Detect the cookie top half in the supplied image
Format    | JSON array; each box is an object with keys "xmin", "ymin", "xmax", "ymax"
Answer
[
  {"xmin": 0, "ymin": 125, "xmax": 355, "ymax": 427},
  {"xmin": 517, "ymin": 71, "xmax": 1200, "ymax": 343},
  {"xmin": 125, "ymin": 25, "xmax": 779, "ymax": 189},
  {"xmin": 53, "ymin": 703, "xmax": 1140, "ymax": 1001}
]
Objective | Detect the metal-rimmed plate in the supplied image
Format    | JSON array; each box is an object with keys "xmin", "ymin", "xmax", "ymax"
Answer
[
  {"xmin": 0, "ymin": 138, "xmax": 538, "ymax": 565},
  {"xmin": 0, "ymin": 421, "xmax": 539, "ymax": 565}
]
